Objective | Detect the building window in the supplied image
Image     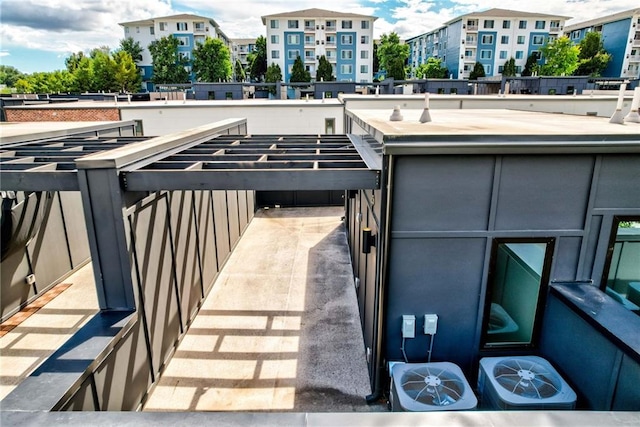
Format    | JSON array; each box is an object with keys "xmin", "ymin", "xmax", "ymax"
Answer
[
  {"xmin": 150, "ymin": 26, "xmax": 155, "ymax": 35},
  {"xmin": 517, "ymin": 35, "xmax": 525, "ymax": 44},
  {"xmin": 179, "ymin": 51, "xmax": 190, "ymax": 60},
  {"xmin": 176, "ymin": 37, "xmax": 189, "ymax": 46},
  {"xmin": 360, "ymin": 65, "xmax": 368, "ymax": 73},
  {"xmin": 305, "ymin": 50, "xmax": 314, "ymax": 59},
  {"xmin": 484, "ymin": 64, "xmax": 491, "ymax": 74},
  {"xmin": 484, "ymin": 20, "xmax": 494, "ymax": 29},
  {"xmin": 341, "ymin": 34, "xmax": 353, "ymax": 45},
  {"xmin": 159, "ymin": 22, "xmax": 167, "ymax": 31},
  {"xmin": 361, "ymin": 35, "xmax": 369, "ymax": 44},
  {"xmin": 304, "ymin": 35, "xmax": 314, "ymax": 45},
  {"xmin": 270, "ymin": 20, "xmax": 279, "ymax": 29},
  {"xmin": 288, "ymin": 20, "xmax": 299, "ymax": 29},
  {"xmin": 177, "ymin": 22, "xmax": 188, "ymax": 31},
  {"xmin": 125, "ymin": 27, "xmax": 130, "ymax": 34},
  {"xmin": 326, "ymin": 35, "xmax": 336, "ymax": 45},
  {"xmin": 304, "ymin": 20, "xmax": 315, "ymax": 29},
  {"xmin": 195, "ymin": 22, "xmax": 205, "ymax": 32},
  {"xmin": 288, "ymin": 49, "xmax": 300, "ymax": 60},
  {"xmin": 342, "ymin": 20, "xmax": 352, "ymax": 29},
  {"xmin": 465, "ymin": 49, "xmax": 474, "ymax": 58},
  {"xmin": 481, "ymin": 238, "xmax": 555, "ymax": 349},
  {"xmin": 535, "ymin": 20, "xmax": 546, "ymax": 29},
  {"xmin": 601, "ymin": 218, "xmax": 640, "ymax": 312},
  {"xmin": 503, "ymin": 20, "xmax": 511, "ymax": 29},
  {"xmin": 498, "ymin": 65, "xmax": 504, "ymax": 73},
  {"xmin": 480, "ymin": 50, "xmax": 492, "ymax": 59},
  {"xmin": 481, "ymin": 35, "xmax": 494, "ymax": 44},
  {"xmin": 361, "ymin": 21, "xmax": 370, "ymax": 29},
  {"xmin": 519, "ymin": 20, "xmax": 527, "ymax": 29},
  {"xmin": 271, "ymin": 35, "xmax": 279, "ymax": 44},
  {"xmin": 271, "ymin": 50, "xmax": 279, "ymax": 59},
  {"xmin": 136, "ymin": 26, "xmax": 140, "ymax": 33},
  {"xmin": 326, "ymin": 20, "xmax": 336, "ymax": 29},
  {"xmin": 361, "ymin": 50, "xmax": 369, "ymax": 59},
  {"xmin": 340, "ymin": 64, "xmax": 353, "ymax": 74},
  {"xmin": 325, "ymin": 118, "xmax": 335, "ymax": 134},
  {"xmin": 532, "ymin": 35, "xmax": 545, "ymax": 45},
  {"xmin": 341, "ymin": 50, "xmax": 353, "ymax": 60},
  {"xmin": 571, "ymin": 30, "xmax": 580, "ymax": 39},
  {"xmin": 501, "ymin": 35, "xmax": 509, "ymax": 44},
  {"xmin": 515, "ymin": 50, "xmax": 524, "ymax": 59},
  {"xmin": 499, "ymin": 50, "xmax": 507, "ymax": 59},
  {"xmin": 287, "ymin": 34, "xmax": 300, "ymax": 44}
]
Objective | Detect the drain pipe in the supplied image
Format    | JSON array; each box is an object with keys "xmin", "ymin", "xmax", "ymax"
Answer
[{"xmin": 366, "ymin": 154, "xmax": 394, "ymax": 404}]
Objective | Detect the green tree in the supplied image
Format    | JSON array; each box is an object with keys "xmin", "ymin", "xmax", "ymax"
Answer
[
  {"xmin": 316, "ymin": 55, "xmax": 334, "ymax": 82},
  {"xmin": 522, "ymin": 53, "xmax": 540, "ymax": 76},
  {"xmin": 113, "ymin": 51, "xmax": 142, "ymax": 92},
  {"xmin": 373, "ymin": 42, "xmax": 379, "ymax": 75},
  {"xmin": 377, "ymin": 32, "xmax": 409, "ymax": 80},
  {"xmin": 148, "ymin": 36, "xmax": 190, "ymax": 84},
  {"xmin": 289, "ymin": 56, "xmax": 311, "ymax": 83},
  {"xmin": 415, "ymin": 57, "xmax": 448, "ymax": 78},
  {"xmin": 234, "ymin": 59, "xmax": 246, "ymax": 82},
  {"xmin": 265, "ymin": 62, "xmax": 282, "ymax": 95},
  {"xmin": 502, "ymin": 57, "xmax": 517, "ymax": 76},
  {"xmin": 70, "ymin": 55, "xmax": 93, "ymax": 92},
  {"xmin": 91, "ymin": 49, "xmax": 118, "ymax": 92},
  {"xmin": 65, "ymin": 52, "xmax": 86, "ymax": 73},
  {"xmin": 15, "ymin": 78, "xmax": 33, "ymax": 93},
  {"xmin": 118, "ymin": 37, "xmax": 143, "ymax": 63},
  {"xmin": 469, "ymin": 61, "xmax": 486, "ymax": 80},
  {"xmin": 0, "ymin": 65, "xmax": 25, "ymax": 87},
  {"xmin": 539, "ymin": 36, "xmax": 580, "ymax": 76},
  {"xmin": 247, "ymin": 35, "xmax": 267, "ymax": 82},
  {"xmin": 192, "ymin": 37, "xmax": 232, "ymax": 82},
  {"xmin": 574, "ymin": 32, "xmax": 611, "ymax": 76}
]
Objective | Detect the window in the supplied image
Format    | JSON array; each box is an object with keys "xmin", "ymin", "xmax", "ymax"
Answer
[
  {"xmin": 136, "ymin": 26, "xmax": 140, "ymax": 33},
  {"xmin": 361, "ymin": 50, "xmax": 369, "ymax": 59},
  {"xmin": 177, "ymin": 22, "xmax": 188, "ymax": 31},
  {"xmin": 271, "ymin": 35, "xmax": 279, "ymax": 44},
  {"xmin": 601, "ymin": 218, "xmax": 640, "ymax": 311},
  {"xmin": 159, "ymin": 22, "xmax": 167, "ymax": 31},
  {"xmin": 287, "ymin": 34, "xmax": 300, "ymax": 44},
  {"xmin": 342, "ymin": 20, "xmax": 352, "ymax": 29},
  {"xmin": 571, "ymin": 30, "xmax": 580, "ymax": 39},
  {"xmin": 481, "ymin": 34, "xmax": 494, "ymax": 44},
  {"xmin": 517, "ymin": 35, "xmax": 525, "ymax": 44},
  {"xmin": 288, "ymin": 49, "xmax": 300, "ymax": 60},
  {"xmin": 341, "ymin": 50, "xmax": 353, "ymax": 60},
  {"xmin": 176, "ymin": 37, "xmax": 189, "ymax": 46},
  {"xmin": 304, "ymin": 35, "xmax": 314, "ymax": 45},
  {"xmin": 326, "ymin": 20, "xmax": 336, "ymax": 29},
  {"xmin": 519, "ymin": 20, "xmax": 527, "ymax": 29},
  {"xmin": 532, "ymin": 35, "xmax": 545, "ymax": 45},
  {"xmin": 288, "ymin": 20, "xmax": 299, "ymax": 29},
  {"xmin": 484, "ymin": 64, "xmax": 491, "ymax": 75},
  {"xmin": 502, "ymin": 20, "xmax": 511, "ymax": 29},
  {"xmin": 195, "ymin": 22, "xmax": 205, "ymax": 32},
  {"xmin": 150, "ymin": 26, "xmax": 155, "ymax": 35},
  {"xmin": 305, "ymin": 50, "xmax": 314, "ymax": 59},
  {"xmin": 480, "ymin": 50, "xmax": 492, "ymax": 59},
  {"xmin": 304, "ymin": 20, "xmax": 315, "ymax": 29},
  {"xmin": 325, "ymin": 118, "xmax": 335, "ymax": 134},
  {"xmin": 481, "ymin": 239, "xmax": 555, "ymax": 349},
  {"xmin": 535, "ymin": 20, "xmax": 545, "ymax": 29},
  {"xmin": 340, "ymin": 64, "xmax": 353, "ymax": 74},
  {"xmin": 271, "ymin": 50, "xmax": 279, "ymax": 59},
  {"xmin": 465, "ymin": 49, "xmax": 474, "ymax": 58},
  {"xmin": 515, "ymin": 50, "xmax": 524, "ymax": 59},
  {"xmin": 125, "ymin": 27, "xmax": 130, "ymax": 34},
  {"xmin": 501, "ymin": 35, "xmax": 509, "ymax": 44},
  {"xmin": 498, "ymin": 65, "xmax": 504, "ymax": 73},
  {"xmin": 270, "ymin": 20, "xmax": 279, "ymax": 29},
  {"xmin": 361, "ymin": 35, "xmax": 369, "ymax": 44},
  {"xmin": 341, "ymin": 34, "xmax": 353, "ymax": 44},
  {"xmin": 499, "ymin": 50, "xmax": 507, "ymax": 59},
  {"xmin": 361, "ymin": 21, "xmax": 370, "ymax": 29},
  {"xmin": 484, "ymin": 20, "xmax": 494, "ymax": 29},
  {"xmin": 360, "ymin": 65, "xmax": 368, "ymax": 73},
  {"xmin": 326, "ymin": 35, "xmax": 336, "ymax": 45},
  {"xmin": 179, "ymin": 51, "xmax": 190, "ymax": 60}
]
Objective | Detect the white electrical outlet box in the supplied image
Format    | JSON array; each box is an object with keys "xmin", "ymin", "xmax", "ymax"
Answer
[
  {"xmin": 424, "ymin": 314, "xmax": 438, "ymax": 335},
  {"xmin": 402, "ymin": 315, "xmax": 416, "ymax": 338}
]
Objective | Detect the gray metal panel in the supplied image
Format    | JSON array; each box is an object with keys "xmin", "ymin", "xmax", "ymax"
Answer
[
  {"xmin": 129, "ymin": 194, "xmax": 180, "ymax": 374},
  {"xmin": 553, "ymin": 237, "xmax": 583, "ymax": 281},
  {"xmin": 27, "ymin": 192, "xmax": 72, "ymax": 291},
  {"xmin": 613, "ymin": 354, "xmax": 640, "ymax": 410},
  {"xmin": 495, "ymin": 155, "xmax": 594, "ymax": 230},
  {"xmin": 392, "ymin": 156, "xmax": 494, "ymax": 231},
  {"xmin": 194, "ymin": 191, "xmax": 218, "ymax": 294},
  {"xmin": 0, "ymin": 249, "xmax": 35, "ymax": 320},
  {"xmin": 594, "ymin": 155, "xmax": 640, "ymax": 209},
  {"xmin": 238, "ymin": 190, "xmax": 249, "ymax": 233},
  {"xmin": 0, "ymin": 172, "xmax": 79, "ymax": 191},
  {"xmin": 227, "ymin": 191, "xmax": 241, "ymax": 249},
  {"xmin": 58, "ymin": 191, "xmax": 91, "ymax": 267},
  {"xmin": 61, "ymin": 376, "xmax": 97, "ymax": 410},
  {"xmin": 212, "ymin": 191, "xmax": 231, "ymax": 269},
  {"xmin": 385, "ymin": 237, "xmax": 486, "ymax": 371}
]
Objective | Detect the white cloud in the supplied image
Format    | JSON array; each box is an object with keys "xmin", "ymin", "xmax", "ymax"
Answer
[{"xmin": 0, "ymin": 51, "xmax": 10, "ymax": 57}]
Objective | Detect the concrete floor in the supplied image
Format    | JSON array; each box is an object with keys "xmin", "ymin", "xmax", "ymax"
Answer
[{"xmin": 143, "ymin": 206, "xmax": 374, "ymax": 412}]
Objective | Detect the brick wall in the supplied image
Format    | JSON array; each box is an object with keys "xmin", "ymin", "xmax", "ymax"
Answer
[{"xmin": 5, "ymin": 108, "xmax": 120, "ymax": 122}]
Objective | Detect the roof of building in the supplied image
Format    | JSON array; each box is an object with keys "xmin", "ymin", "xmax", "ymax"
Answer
[
  {"xmin": 565, "ymin": 8, "xmax": 640, "ymax": 32},
  {"xmin": 119, "ymin": 14, "xmax": 219, "ymax": 27},
  {"xmin": 231, "ymin": 38, "xmax": 257, "ymax": 45},
  {"xmin": 261, "ymin": 8, "xmax": 377, "ymax": 24},
  {"xmin": 445, "ymin": 8, "xmax": 571, "ymax": 25}
]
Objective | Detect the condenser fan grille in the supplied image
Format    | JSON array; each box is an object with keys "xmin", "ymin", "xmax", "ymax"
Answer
[
  {"xmin": 493, "ymin": 358, "xmax": 561, "ymax": 399},
  {"xmin": 400, "ymin": 366, "xmax": 466, "ymax": 406}
]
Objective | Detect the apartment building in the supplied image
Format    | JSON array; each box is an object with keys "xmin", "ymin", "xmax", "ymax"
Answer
[
  {"xmin": 119, "ymin": 14, "xmax": 230, "ymax": 90},
  {"xmin": 231, "ymin": 38, "xmax": 257, "ymax": 79},
  {"xmin": 407, "ymin": 9, "xmax": 569, "ymax": 79},
  {"xmin": 565, "ymin": 8, "xmax": 640, "ymax": 79},
  {"xmin": 261, "ymin": 8, "xmax": 376, "ymax": 83}
]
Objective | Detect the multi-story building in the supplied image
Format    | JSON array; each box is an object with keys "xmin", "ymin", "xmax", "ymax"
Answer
[
  {"xmin": 407, "ymin": 9, "xmax": 569, "ymax": 79},
  {"xmin": 261, "ymin": 8, "xmax": 376, "ymax": 83},
  {"xmin": 119, "ymin": 14, "xmax": 230, "ymax": 91},
  {"xmin": 565, "ymin": 8, "xmax": 640, "ymax": 79},
  {"xmin": 231, "ymin": 38, "xmax": 257, "ymax": 80}
]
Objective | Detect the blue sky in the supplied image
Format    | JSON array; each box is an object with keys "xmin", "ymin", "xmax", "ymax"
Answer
[{"xmin": 0, "ymin": 0, "xmax": 637, "ymax": 74}]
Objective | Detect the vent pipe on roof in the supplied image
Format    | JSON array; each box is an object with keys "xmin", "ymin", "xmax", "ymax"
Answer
[
  {"xmin": 389, "ymin": 105, "xmax": 403, "ymax": 121},
  {"xmin": 419, "ymin": 92, "xmax": 432, "ymax": 123},
  {"xmin": 609, "ymin": 82, "xmax": 627, "ymax": 124},
  {"xmin": 624, "ymin": 87, "xmax": 640, "ymax": 123}
]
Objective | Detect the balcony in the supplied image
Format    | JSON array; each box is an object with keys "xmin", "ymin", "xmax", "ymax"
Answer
[
  {"xmin": 466, "ymin": 25, "xmax": 478, "ymax": 32},
  {"xmin": 466, "ymin": 39, "xmax": 477, "ymax": 47}
]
